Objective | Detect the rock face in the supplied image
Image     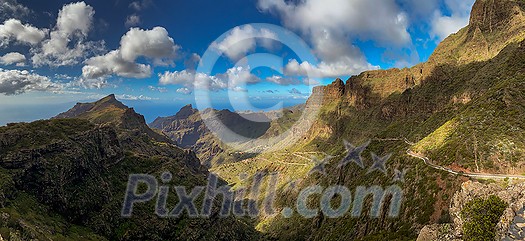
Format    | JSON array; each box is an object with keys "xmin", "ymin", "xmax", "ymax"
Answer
[
  {"xmin": 469, "ymin": 0, "xmax": 525, "ymax": 34},
  {"xmin": 417, "ymin": 180, "xmax": 525, "ymax": 241},
  {"xmin": 309, "ymin": 0, "xmax": 525, "ymax": 113},
  {"xmin": 431, "ymin": 0, "xmax": 525, "ymax": 66}
]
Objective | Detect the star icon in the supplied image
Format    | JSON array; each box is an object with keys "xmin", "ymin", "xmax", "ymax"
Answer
[
  {"xmin": 393, "ymin": 168, "xmax": 409, "ymax": 183},
  {"xmin": 367, "ymin": 152, "xmax": 391, "ymax": 175},
  {"xmin": 338, "ymin": 140, "xmax": 370, "ymax": 169},
  {"xmin": 308, "ymin": 155, "xmax": 334, "ymax": 176}
]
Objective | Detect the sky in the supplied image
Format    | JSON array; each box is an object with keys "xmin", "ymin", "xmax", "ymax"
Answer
[{"xmin": 0, "ymin": 0, "xmax": 476, "ymax": 125}]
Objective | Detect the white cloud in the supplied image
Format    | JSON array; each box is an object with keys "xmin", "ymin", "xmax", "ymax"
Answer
[
  {"xmin": 0, "ymin": 69, "xmax": 62, "ymax": 95},
  {"xmin": 0, "ymin": 52, "xmax": 26, "ymax": 66},
  {"xmin": 82, "ymin": 26, "xmax": 180, "ymax": 79},
  {"xmin": 56, "ymin": 1, "xmax": 94, "ymax": 36},
  {"xmin": 225, "ymin": 66, "xmax": 260, "ymax": 88},
  {"xmin": 120, "ymin": 27, "xmax": 179, "ymax": 65},
  {"xmin": 71, "ymin": 76, "xmax": 110, "ymax": 89},
  {"xmin": 125, "ymin": 14, "xmax": 141, "ymax": 27},
  {"xmin": 258, "ymin": 0, "xmax": 411, "ymax": 77},
  {"xmin": 31, "ymin": 1, "xmax": 106, "ymax": 67},
  {"xmin": 117, "ymin": 94, "xmax": 157, "ymax": 101},
  {"xmin": 129, "ymin": 0, "xmax": 152, "ymax": 11},
  {"xmin": 266, "ymin": 75, "xmax": 300, "ymax": 85},
  {"xmin": 184, "ymin": 53, "xmax": 201, "ymax": 70},
  {"xmin": 258, "ymin": 0, "xmax": 411, "ymax": 46},
  {"xmin": 53, "ymin": 73, "xmax": 74, "ymax": 80},
  {"xmin": 430, "ymin": 0, "xmax": 475, "ymax": 40},
  {"xmin": 159, "ymin": 70, "xmax": 227, "ymax": 91},
  {"xmin": 0, "ymin": 19, "xmax": 47, "ymax": 47},
  {"xmin": 148, "ymin": 85, "xmax": 168, "ymax": 93},
  {"xmin": 211, "ymin": 25, "xmax": 277, "ymax": 61},
  {"xmin": 82, "ymin": 50, "xmax": 151, "ymax": 79},
  {"xmin": 176, "ymin": 87, "xmax": 192, "ymax": 95},
  {"xmin": 0, "ymin": 0, "xmax": 31, "ymax": 20},
  {"xmin": 284, "ymin": 58, "xmax": 378, "ymax": 78},
  {"xmin": 159, "ymin": 66, "xmax": 260, "ymax": 91}
]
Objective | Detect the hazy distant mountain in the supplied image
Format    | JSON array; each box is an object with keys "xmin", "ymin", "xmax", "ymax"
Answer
[{"xmin": 150, "ymin": 104, "xmax": 303, "ymax": 167}]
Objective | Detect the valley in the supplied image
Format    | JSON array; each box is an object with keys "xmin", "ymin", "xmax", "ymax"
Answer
[{"xmin": 1, "ymin": 0, "xmax": 525, "ymax": 240}]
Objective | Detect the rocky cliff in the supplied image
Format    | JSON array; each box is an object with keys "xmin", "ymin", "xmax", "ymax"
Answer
[{"xmin": 310, "ymin": 0, "xmax": 525, "ymax": 112}]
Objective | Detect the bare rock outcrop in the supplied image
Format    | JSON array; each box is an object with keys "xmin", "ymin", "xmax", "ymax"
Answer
[{"xmin": 417, "ymin": 180, "xmax": 525, "ymax": 240}]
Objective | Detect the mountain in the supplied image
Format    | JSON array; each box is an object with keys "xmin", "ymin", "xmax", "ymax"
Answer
[
  {"xmin": 313, "ymin": 0, "xmax": 525, "ymax": 107},
  {"xmin": 55, "ymin": 94, "xmax": 170, "ymax": 144},
  {"xmin": 2, "ymin": 0, "xmax": 524, "ymax": 240},
  {"xmin": 150, "ymin": 104, "xmax": 303, "ymax": 167},
  {"xmin": 0, "ymin": 95, "xmax": 258, "ymax": 240},
  {"xmin": 207, "ymin": 0, "xmax": 525, "ymax": 240}
]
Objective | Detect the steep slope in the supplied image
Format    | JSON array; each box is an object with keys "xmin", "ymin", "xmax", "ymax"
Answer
[
  {"xmin": 0, "ymin": 96, "xmax": 258, "ymax": 240},
  {"xmin": 313, "ymin": 0, "xmax": 525, "ymax": 105},
  {"xmin": 210, "ymin": 0, "xmax": 525, "ymax": 240}
]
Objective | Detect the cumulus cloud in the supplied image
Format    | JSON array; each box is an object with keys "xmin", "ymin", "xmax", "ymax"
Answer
[
  {"xmin": 430, "ymin": 0, "xmax": 476, "ymax": 40},
  {"xmin": 0, "ymin": 0, "xmax": 31, "ymax": 20},
  {"xmin": 159, "ymin": 66, "xmax": 260, "ymax": 91},
  {"xmin": 211, "ymin": 25, "xmax": 277, "ymax": 61},
  {"xmin": 0, "ymin": 19, "xmax": 47, "ymax": 47},
  {"xmin": 184, "ymin": 53, "xmax": 201, "ymax": 71},
  {"xmin": 0, "ymin": 52, "xmax": 26, "ymax": 66},
  {"xmin": 258, "ymin": 0, "xmax": 410, "ymax": 77},
  {"xmin": 259, "ymin": 0, "xmax": 410, "ymax": 46},
  {"xmin": 120, "ymin": 27, "xmax": 179, "ymax": 65},
  {"xmin": 82, "ymin": 26, "xmax": 180, "ymax": 79},
  {"xmin": 82, "ymin": 50, "xmax": 152, "ymax": 79},
  {"xmin": 125, "ymin": 14, "xmax": 141, "ymax": 27},
  {"xmin": 31, "ymin": 1, "xmax": 106, "ymax": 67},
  {"xmin": 0, "ymin": 69, "xmax": 62, "ymax": 95}
]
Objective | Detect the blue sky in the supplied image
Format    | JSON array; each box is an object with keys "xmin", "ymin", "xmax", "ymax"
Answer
[{"xmin": 0, "ymin": 0, "xmax": 475, "ymax": 124}]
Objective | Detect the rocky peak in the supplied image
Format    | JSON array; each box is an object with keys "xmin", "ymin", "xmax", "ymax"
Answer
[
  {"xmin": 54, "ymin": 94, "xmax": 128, "ymax": 119},
  {"xmin": 54, "ymin": 95, "xmax": 171, "ymax": 143},
  {"xmin": 311, "ymin": 78, "xmax": 346, "ymax": 104},
  {"xmin": 175, "ymin": 104, "xmax": 198, "ymax": 119},
  {"xmin": 92, "ymin": 94, "xmax": 128, "ymax": 111},
  {"xmin": 469, "ymin": 0, "xmax": 525, "ymax": 33}
]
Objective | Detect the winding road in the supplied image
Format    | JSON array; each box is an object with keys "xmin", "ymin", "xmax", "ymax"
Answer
[{"xmin": 406, "ymin": 150, "xmax": 525, "ymax": 180}]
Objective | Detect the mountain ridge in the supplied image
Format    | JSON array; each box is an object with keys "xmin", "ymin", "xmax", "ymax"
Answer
[{"xmin": 311, "ymin": 0, "xmax": 525, "ymax": 110}]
